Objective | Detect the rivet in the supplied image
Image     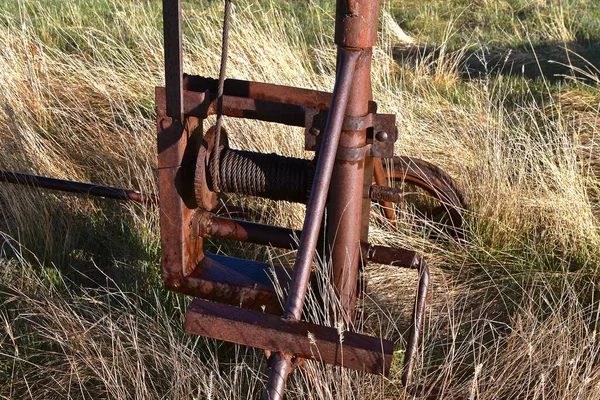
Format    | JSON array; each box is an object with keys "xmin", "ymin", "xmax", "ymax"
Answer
[{"xmin": 375, "ymin": 131, "xmax": 389, "ymax": 142}]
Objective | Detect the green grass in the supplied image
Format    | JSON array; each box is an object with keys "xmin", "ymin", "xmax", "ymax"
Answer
[{"xmin": 390, "ymin": 0, "xmax": 600, "ymax": 47}]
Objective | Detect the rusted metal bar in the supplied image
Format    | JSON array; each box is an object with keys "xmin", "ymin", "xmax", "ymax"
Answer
[
  {"xmin": 402, "ymin": 258, "xmax": 429, "ymax": 388},
  {"xmin": 266, "ymin": 355, "xmax": 293, "ymax": 400},
  {"xmin": 184, "ymin": 75, "xmax": 334, "ymax": 109},
  {"xmin": 0, "ymin": 170, "xmax": 157, "ymax": 205},
  {"xmin": 284, "ymin": 47, "xmax": 360, "ymax": 321},
  {"xmin": 155, "ymin": 88, "xmax": 307, "ymax": 127},
  {"xmin": 181, "ymin": 254, "xmax": 284, "ymax": 314},
  {"xmin": 373, "ymin": 157, "xmax": 396, "ymax": 223},
  {"xmin": 194, "ymin": 211, "xmax": 423, "ymax": 268},
  {"xmin": 369, "ymin": 184, "xmax": 404, "ymax": 203},
  {"xmin": 185, "ymin": 298, "xmax": 394, "ymax": 373},
  {"xmin": 328, "ymin": 0, "xmax": 380, "ymax": 322},
  {"xmin": 158, "ymin": 0, "xmax": 203, "ymax": 284},
  {"xmin": 162, "ymin": 0, "xmax": 183, "ymax": 121},
  {"xmin": 361, "ymin": 243, "xmax": 420, "ymax": 268},
  {"xmin": 266, "ymin": 47, "xmax": 361, "ymax": 400},
  {"xmin": 194, "ymin": 211, "xmax": 303, "ymax": 249}
]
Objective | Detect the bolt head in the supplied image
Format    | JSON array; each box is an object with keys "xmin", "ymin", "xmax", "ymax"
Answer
[
  {"xmin": 375, "ymin": 131, "xmax": 390, "ymax": 142},
  {"xmin": 309, "ymin": 127, "xmax": 320, "ymax": 136}
]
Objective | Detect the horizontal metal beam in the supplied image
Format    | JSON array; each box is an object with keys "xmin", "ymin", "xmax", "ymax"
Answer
[
  {"xmin": 155, "ymin": 87, "xmax": 306, "ymax": 127},
  {"xmin": 185, "ymin": 298, "xmax": 394, "ymax": 374},
  {"xmin": 183, "ymin": 75, "xmax": 334, "ymax": 109}
]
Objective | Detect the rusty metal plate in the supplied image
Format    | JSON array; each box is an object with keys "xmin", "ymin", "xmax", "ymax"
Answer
[
  {"xmin": 185, "ymin": 298, "xmax": 394, "ymax": 375},
  {"xmin": 304, "ymin": 107, "xmax": 397, "ymax": 158}
]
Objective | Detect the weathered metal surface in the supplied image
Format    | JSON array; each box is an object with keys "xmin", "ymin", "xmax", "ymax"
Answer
[
  {"xmin": 177, "ymin": 254, "xmax": 284, "ymax": 315},
  {"xmin": 184, "ymin": 75, "xmax": 334, "ymax": 109},
  {"xmin": 184, "ymin": 298, "xmax": 394, "ymax": 374},
  {"xmin": 193, "ymin": 125, "xmax": 219, "ymax": 210},
  {"xmin": 266, "ymin": 353, "xmax": 293, "ymax": 400},
  {"xmin": 158, "ymin": 0, "xmax": 199, "ymax": 285},
  {"xmin": 371, "ymin": 113, "xmax": 397, "ymax": 157},
  {"xmin": 304, "ymin": 107, "xmax": 396, "ymax": 158},
  {"xmin": 156, "ymin": 87, "xmax": 306, "ymax": 127},
  {"xmin": 162, "ymin": 0, "xmax": 183, "ymax": 121},
  {"xmin": 335, "ymin": 144, "xmax": 371, "ymax": 161},
  {"xmin": 193, "ymin": 210, "xmax": 304, "ymax": 249},
  {"xmin": 335, "ymin": 0, "xmax": 380, "ymax": 48},
  {"xmin": 369, "ymin": 184, "xmax": 405, "ymax": 203},
  {"xmin": 157, "ymin": 113, "xmax": 202, "ymax": 284},
  {"xmin": 0, "ymin": 170, "xmax": 156, "ymax": 205},
  {"xmin": 265, "ymin": 47, "xmax": 362, "ymax": 399},
  {"xmin": 283, "ymin": 47, "xmax": 360, "ymax": 321},
  {"xmin": 361, "ymin": 243, "xmax": 420, "ymax": 268},
  {"xmin": 328, "ymin": 47, "xmax": 378, "ymax": 322}
]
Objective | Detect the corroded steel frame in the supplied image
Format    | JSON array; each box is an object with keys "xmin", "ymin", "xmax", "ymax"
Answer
[{"xmin": 156, "ymin": 1, "xmax": 428, "ymax": 399}]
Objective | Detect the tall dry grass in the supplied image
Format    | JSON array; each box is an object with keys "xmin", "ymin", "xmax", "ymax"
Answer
[{"xmin": 1, "ymin": 0, "xmax": 600, "ymax": 398}]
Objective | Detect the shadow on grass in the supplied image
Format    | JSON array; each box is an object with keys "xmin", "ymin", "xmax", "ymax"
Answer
[
  {"xmin": 0, "ymin": 196, "xmax": 160, "ymax": 292},
  {"xmin": 394, "ymin": 40, "xmax": 600, "ymax": 83}
]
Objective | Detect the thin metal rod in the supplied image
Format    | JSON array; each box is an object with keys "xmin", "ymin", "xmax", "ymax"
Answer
[
  {"xmin": 401, "ymin": 258, "xmax": 429, "ymax": 388},
  {"xmin": 0, "ymin": 170, "xmax": 156, "ymax": 205},
  {"xmin": 264, "ymin": 47, "xmax": 361, "ymax": 400}
]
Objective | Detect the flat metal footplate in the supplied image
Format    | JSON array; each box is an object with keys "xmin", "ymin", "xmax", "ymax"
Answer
[{"xmin": 185, "ymin": 298, "xmax": 394, "ymax": 375}]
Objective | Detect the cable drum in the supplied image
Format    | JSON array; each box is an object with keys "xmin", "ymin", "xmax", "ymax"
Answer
[{"xmin": 215, "ymin": 148, "xmax": 313, "ymax": 203}]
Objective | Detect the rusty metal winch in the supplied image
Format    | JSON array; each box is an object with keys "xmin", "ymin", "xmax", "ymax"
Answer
[
  {"xmin": 155, "ymin": 1, "xmax": 464, "ymax": 398},
  {"xmin": 0, "ymin": 1, "xmax": 466, "ymax": 398}
]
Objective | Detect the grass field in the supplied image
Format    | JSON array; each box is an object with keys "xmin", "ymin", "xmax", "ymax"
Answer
[{"xmin": 1, "ymin": 0, "xmax": 600, "ymax": 398}]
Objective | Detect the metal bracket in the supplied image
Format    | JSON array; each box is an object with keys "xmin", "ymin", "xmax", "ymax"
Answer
[{"xmin": 304, "ymin": 105, "xmax": 397, "ymax": 158}]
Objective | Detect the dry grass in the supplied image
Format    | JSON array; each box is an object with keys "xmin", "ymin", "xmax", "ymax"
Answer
[{"xmin": 1, "ymin": 0, "xmax": 600, "ymax": 398}]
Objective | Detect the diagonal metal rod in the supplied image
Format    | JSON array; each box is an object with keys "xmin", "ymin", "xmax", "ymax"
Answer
[
  {"xmin": 264, "ymin": 47, "xmax": 361, "ymax": 400},
  {"xmin": 0, "ymin": 170, "xmax": 157, "ymax": 205}
]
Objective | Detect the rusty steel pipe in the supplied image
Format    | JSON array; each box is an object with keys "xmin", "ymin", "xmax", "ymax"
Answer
[
  {"xmin": 283, "ymin": 47, "xmax": 361, "ymax": 321},
  {"xmin": 156, "ymin": 87, "xmax": 308, "ymax": 127},
  {"xmin": 265, "ymin": 354, "xmax": 293, "ymax": 400},
  {"xmin": 265, "ymin": 47, "xmax": 361, "ymax": 400},
  {"xmin": 0, "ymin": 170, "xmax": 157, "ymax": 205},
  {"xmin": 328, "ymin": 0, "xmax": 380, "ymax": 321},
  {"xmin": 195, "ymin": 211, "xmax": 422, "ymax": 267},
  {"xmin": 195, "ymin": 211, "xmax": 303, "ymax": 249}
]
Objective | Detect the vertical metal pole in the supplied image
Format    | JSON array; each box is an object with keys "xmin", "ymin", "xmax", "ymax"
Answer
[
  {"xmin": 328, "ymin": 0, "xmax": 380, "ymax": 321},
  {"xmin": 283, "ymin": 48, "xmax": 361, "ymax": 322},
  {"xmin": 162, "ymin": 0, "xmax": 183, "ymax": 121},
  {"xmin": 265, "ymin": 48, "xmax": 361, "ymax": 400},
  {"xmin": 158, "ymin": 0, "xmax": 204, "ymax": 286}
]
